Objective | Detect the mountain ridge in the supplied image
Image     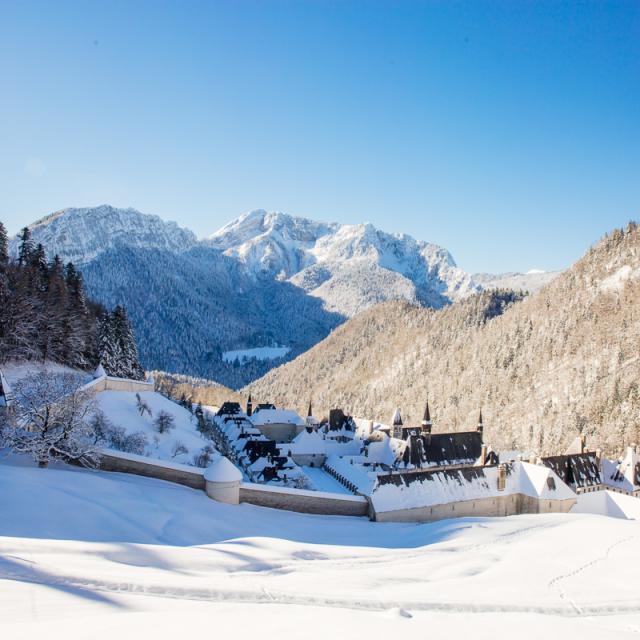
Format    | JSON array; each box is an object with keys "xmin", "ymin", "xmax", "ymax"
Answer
[
  {"xmin": 246, "ymin": 223, "xmax": 639, "ymax": 455},
  {"xmin": 9, "ymin": 204, "xmax": 561, "ymax": 387}
]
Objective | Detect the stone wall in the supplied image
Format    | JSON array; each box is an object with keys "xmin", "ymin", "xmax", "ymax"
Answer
[
  {"xmin": 371, "ymin": 492, "xmax": 576, "ymax": 523},
  {"xmin": 240, "ymin": 482, "xmax": 368, "ymax": 516},
  {"xmin": 98, "ymin": 450, "xmax": 205, "ymax": 490},
  {"xmin": 83, "ymin": 376, "xmax": 155, "ymax": 394},
  {"xmin": 290, "ymin": 453, "xmax": 327, "ymax": 467},
  {"xmin": 256, "ymin": 423, "xmax": 305, "ymax": 443}
]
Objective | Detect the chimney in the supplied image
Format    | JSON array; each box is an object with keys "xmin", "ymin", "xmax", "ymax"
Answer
[
  {"xmin": 479, "ymin": 444, "xmax": 488, "ymax": 466},
  {"xmin": 497, "ymin": 464, "xmax": 507, "ymax": 491},
  {"xmin": 528, "ymin": 453, "xmax": 537, "ymax": 465}
]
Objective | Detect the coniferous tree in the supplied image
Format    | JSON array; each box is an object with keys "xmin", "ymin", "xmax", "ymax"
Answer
[{"xmin": 17, "ymin": 227, "xmax": 34, "ymax": 267}]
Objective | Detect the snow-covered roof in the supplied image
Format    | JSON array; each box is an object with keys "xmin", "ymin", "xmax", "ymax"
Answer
[
  {"xmin": 289, "ymin": 428, "xmax": 325, "ymax": 454},
  {"xmin": 370, "ymin": 461, "xmax": 576, "ymax": 514},
  {"xmin": 250, "ymin": 408, "xmax": 305, "ymax": 426},
  {"xmin": 601, "ymin": 448, "xmax": 640, "ymax": 492},
  {"xmin": 204, "ymin": 457, "xmax": 243, "ymax": 483},
  {"xmin": 366, "ymin": 436, "xmax": 404, "ymax": 466}
]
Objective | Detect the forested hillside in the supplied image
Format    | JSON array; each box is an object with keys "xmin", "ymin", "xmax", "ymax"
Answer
[
  {"xmin": 0, "ymin": 223, "xmax": 144, "ymax": 380},
  {"xmin": 248, "ymin": 224, "xmax": 640, "ymax": 456}
]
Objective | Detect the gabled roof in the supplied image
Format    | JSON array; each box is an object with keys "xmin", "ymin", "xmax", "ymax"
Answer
[{"xmin": 540, "ymin": 452, "xmax": 601, "ymax": 489}]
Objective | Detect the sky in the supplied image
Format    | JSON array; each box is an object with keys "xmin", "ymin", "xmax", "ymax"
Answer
[{"xmin": 0, "ymin": 0, "xmax": 638, "ymax": 274}]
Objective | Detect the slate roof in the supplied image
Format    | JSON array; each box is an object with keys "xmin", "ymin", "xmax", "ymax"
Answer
[
  {"xmin": 540, "ymin": 452, "xmax": 601, "ymax": 489},
  {"xmin": 423, "ymin": 432, "xmax": 483, "ymax": 466}
]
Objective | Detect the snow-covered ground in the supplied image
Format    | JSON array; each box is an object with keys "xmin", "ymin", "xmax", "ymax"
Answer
[
  {"xmin": 1, "ymin": 361, "xmax": 92, "ymax": 387},
  {"xmin": 222, "ymin": 346, "xmax": 291, "ymax": 363},
  {"xmin": 95, "ymin": 391, "xmax": 210, "ymax": 465},
  {"xmin": 2, "ymin": 456, "xmax": 640, "ymax": 638}
]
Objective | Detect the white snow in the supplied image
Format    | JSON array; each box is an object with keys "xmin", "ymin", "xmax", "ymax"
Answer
[
  {"xmin": 95, "ymin": 390, "xmax": 210, "ymax": 465},
  {"xmin": 600, "ymin": 265, "xmax": 640, "ymax": 291},
  {"xmin": 250, "ymin": 408, "xmax": 305, "ymax": 426},
  {"xmin": 572, "ymin": 490, "xmax": 640, "ymax": 519},
  {"xmin": 204, "ymin": 456, "xmax": 243, "ymax": 483},
  {"xmin": 222, "ymin": 346, "xmax": 290, "ymax": 363},
  {"xmin": 2, "ymin": 455, "xmax": 640, "ymax": 638}
]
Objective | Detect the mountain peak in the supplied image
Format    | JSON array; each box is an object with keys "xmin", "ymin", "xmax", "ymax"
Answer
[{"xmin": 16, "ymin": 205, "xmax": 197, "ymax": 264}]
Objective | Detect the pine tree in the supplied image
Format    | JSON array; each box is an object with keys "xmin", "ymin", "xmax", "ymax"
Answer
[
  {"xmin": 17, "ymin": 227, "xmax": 34, "ymax": 267},
  {"xmin": 98, "ymin": 311, "xmax": 118, "ymax": 375}
]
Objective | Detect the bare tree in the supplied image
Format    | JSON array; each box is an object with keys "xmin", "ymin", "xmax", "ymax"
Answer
[
  {"xmin": 2, "ymin": 371, "xmax": 98, "ymax": 467},
  {"xmin": 154, "ymin": 410, "xmax": 175, "ymax": 434}
]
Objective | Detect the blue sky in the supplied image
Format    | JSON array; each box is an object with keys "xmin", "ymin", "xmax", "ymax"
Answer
[{"xmin": 0, "ymin": 1, "xmax": 638, "ymax": 273}]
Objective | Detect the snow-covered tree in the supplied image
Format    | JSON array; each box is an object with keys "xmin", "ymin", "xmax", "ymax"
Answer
[{"xmin": 1, "ymin": 371, "xmax": 98, "ymax": 468}]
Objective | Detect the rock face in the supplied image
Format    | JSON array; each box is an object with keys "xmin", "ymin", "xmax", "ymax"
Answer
[
  {"xmin": 247, "ymin": 224, "xmax": 640, "ymax": 456},
  {"xmin": 208, "ymin": 209, "xmax": 479, "ymax": 314},
  {"xmin": 16, "ymin": 205, "xmax": 197, "ymax": 264}
]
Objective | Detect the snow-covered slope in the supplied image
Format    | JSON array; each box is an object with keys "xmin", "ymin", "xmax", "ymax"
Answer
[
  {"xmin": 95, "ymin": 390, "xmax": 210, "ymax": 465},
  {"xmin": 2, "ymin": 456, "xmax": 640, "ymax": 638},
  {"xmin": 14, "ymin": 205, "xmax": 197, "ymax": 264},
  {"xmin": 473, "ymin": 269, "xmax": 562, "ymax": 293},
  {"xmin": 209, "ymin": 210, "xmax": 479, "ymax": 313}
]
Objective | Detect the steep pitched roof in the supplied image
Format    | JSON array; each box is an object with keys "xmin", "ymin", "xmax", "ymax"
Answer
[{"xmin": 540, "ymin": 452, "xmax": 601, "ymax": 489}]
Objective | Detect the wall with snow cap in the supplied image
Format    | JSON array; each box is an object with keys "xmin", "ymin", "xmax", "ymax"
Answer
[
  {"xmin": 239, "ymin": 482, "xmax": 368, "ymax": 517},
  {"xmin": 98, "ymin": 449, "xmax": 205, "ymax": 490},
  {"xmin": 82, "ymin": 375, "xmax": 154, "ymax": 394}
]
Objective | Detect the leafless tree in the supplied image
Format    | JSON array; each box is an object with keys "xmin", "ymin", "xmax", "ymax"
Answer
[{"xmin": 2, "ymin": 371, "xmax": 98, "ymax": 467}]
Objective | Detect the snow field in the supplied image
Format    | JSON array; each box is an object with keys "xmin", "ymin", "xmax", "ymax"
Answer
[
  {"xmin": 94, "ymin": 390, "xmax": 210, "ymax": 465},
  {"xmin": 3, "ymin": 457, "xmax": 640, "ymax": 637}
]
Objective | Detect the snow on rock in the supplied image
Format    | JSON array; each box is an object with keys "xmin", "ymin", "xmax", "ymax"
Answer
[
  {"xmin": 204, "ymin": 457, "xmax": 243, "ymax": 483},
  {"xmin": 95, "ymin": 390, "xmax": 210, "ymax": 465},
  {"xmin": 13, "ymin": 205, "xmax": 197, "ymax": 264},
  {"xmin": 600, "ymin": 265, "xmax": 640, "ymax": 292},
  {"xmin": 208, "ymin": 209, "xmax": 479, "ymax": 315}
]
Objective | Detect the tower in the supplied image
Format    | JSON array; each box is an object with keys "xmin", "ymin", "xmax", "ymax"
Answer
[
  {"xmin": 391, "ymin": 407, "xmax": 403, "ymax": 439},
  {"xmin": 477, "ymin": 409, "xmax": 484, "ymax": 438},
  {"xmin": 246, "ymin": 393, "xmax": 253, "ymax": 417}
]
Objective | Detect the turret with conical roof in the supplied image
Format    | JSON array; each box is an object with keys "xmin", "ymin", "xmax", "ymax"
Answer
[{"xmin": 391, "ymin": 407, "xmax": 403, "ymax": 439}]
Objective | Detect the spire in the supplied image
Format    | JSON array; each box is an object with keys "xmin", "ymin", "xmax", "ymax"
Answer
[
  {"xmin": 421, "ymin": 399, "xmax": 432, "ymax": 434},
  {"xmin": 477, "ymin": 409, "xmax": 484, "ymax": 435},
  {"xmin": 246, "ymin": 393, "xmax": 253, "ymax": 417},
  {"xmin": 392, "ymin": 407, "xmax": 403, "ymax": 426},
  {"xmin": 307, "ymin": 400, "xmax": 313, "ymax": 418}
]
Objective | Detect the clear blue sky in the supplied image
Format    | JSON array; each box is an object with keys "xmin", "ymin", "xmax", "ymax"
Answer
[{"xmin": 0, "ymin": 1, "xmax": 638, "ymax": 273}]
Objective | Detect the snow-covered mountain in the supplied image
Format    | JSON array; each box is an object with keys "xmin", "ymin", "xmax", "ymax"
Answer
[
  {"xmin": 12, "ymin": 205, "xmax": 555, "ymax": 387},
  {"xmin": 208, "ymin": 209, "xmax": 479, "ymax": 313},
  {"xmin": 16, "ymin": 205, "xmax": 197, "ymax": 264}
]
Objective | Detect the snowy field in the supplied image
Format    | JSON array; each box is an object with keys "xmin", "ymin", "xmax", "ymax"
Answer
[
  {"xmin": 222, "ymin": 346, "xmax": 290, "ymax": 363},
  {"xmin": 95, "ymin": 391, "xmax": 209, "ymax": 464},
  {"xmin": 2, "ymin": 456, "xmax": 640, "ymax": 638}
]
